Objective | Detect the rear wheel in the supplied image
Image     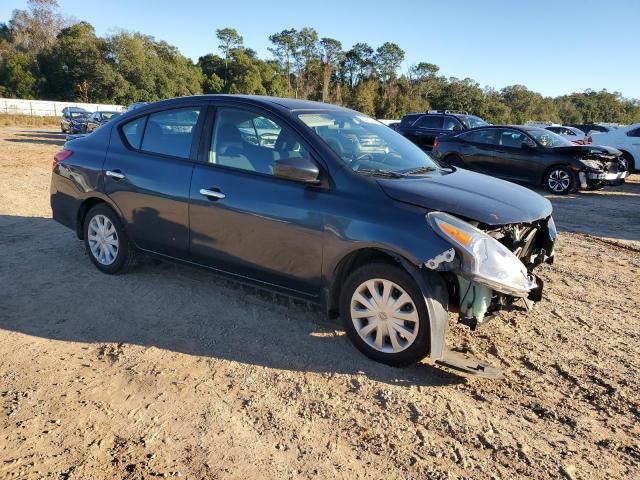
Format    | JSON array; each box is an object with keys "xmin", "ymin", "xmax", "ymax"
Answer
[
  {"xmin": 340, "ymin": 262, "xmax": 430, "ymax": 366},
  {"xmin": 444, "ymin": 154, "xmax": 465, "ymax": 168},
  {"xmin": 83, "ymin": 204, "xmax": 137, "ymax": 274},
  {"xmin": 544, "ymin": 166, "xmax": 577, "ymax": 195}
]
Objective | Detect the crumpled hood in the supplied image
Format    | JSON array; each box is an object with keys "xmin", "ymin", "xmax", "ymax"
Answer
[
  {"xmin": 553, "ymin": 144, "xmax": 622, "ymax": 156},
  {"xmin": 377, "ymin": 168, "xmax": 552, "ymax": 226}
]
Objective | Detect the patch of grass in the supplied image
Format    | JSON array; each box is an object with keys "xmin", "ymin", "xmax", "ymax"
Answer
[{"xmin": 0, "ymin": 114, "xmax": 60, "ymax": 128}]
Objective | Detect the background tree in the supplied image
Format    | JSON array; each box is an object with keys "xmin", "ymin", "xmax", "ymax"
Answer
[
  {"xmin": 216, "ymin": 28, "xmax": 243, "ymax": 91},
  {"xmin": 268, "ymin": 29, "xmax": 298, "ymax": 95},
  {"xmin": 319, "ymin": 37, "xmax": 342, "ymax": 102}
]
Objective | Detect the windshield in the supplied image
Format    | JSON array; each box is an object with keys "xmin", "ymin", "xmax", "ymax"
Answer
[
  {"xmin": 528, "ymin": 128, "xmax": 572, "ymax": 147},
  {"xmin": 70, "ymin": 111, "xmax": 87, "ymax": 119},
  {"xmin": 298, "ymin": 111, "xmax": 440, "ymax": 175},
  {"xmin": 458, "ymin": 115, "xmax": 489, "ymax": 129}
]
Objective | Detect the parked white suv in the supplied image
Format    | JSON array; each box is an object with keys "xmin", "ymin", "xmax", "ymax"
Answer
[{"xmin": 589, "ymin": 123, "xmax": 640, "ymax": 172}]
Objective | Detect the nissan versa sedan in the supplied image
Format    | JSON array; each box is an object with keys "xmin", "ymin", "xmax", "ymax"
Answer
[
  {"xmin": 431, "ymin": 126, "xmax": 629, "ymax": 194},
  {"xmin": 51, "ymin": 95, "xmax": 557, "ymax": 376}
]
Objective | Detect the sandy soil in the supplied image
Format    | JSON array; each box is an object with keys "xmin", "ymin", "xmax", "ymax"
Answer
[{"xmin": 0, "ymin": 128, "xmax": 638, "ymax": 480}]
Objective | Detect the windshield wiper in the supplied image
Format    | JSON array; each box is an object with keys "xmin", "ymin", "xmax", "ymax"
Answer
[
  {"xmin": 357, "ymin": 168, "xmax": 405, "ymax": 178},
  {"xmin": 402, "ymin": 165, "xmax": 438, "ymax": 175}
]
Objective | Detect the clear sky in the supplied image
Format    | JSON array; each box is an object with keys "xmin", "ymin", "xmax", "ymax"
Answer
[{"xmin": 2, "ymin": 0, "xmax": 639, "ymax": 99}]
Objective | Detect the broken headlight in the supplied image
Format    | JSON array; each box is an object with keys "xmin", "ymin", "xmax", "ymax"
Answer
[
  {"xmin": 426, "ymin": 212, "xmax": 536, "ymax": 297},
  {"xmin": 579, "ymin": 159, "xmax": 603, "ymax": 171}
]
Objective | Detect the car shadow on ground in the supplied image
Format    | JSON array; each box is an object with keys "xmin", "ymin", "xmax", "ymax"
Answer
[
  {"xmin": 533, "ymin": 177, "xmax": 640, "ymax": 243},
  {"xmin": 0, "ymin": 214, "xmax": 464, "ymax": 388},
  {"xmin": 5, "ymin": 130, "xmax": 66, "ymax": 146}
]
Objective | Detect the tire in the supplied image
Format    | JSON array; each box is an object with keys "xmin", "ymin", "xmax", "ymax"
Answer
[
  {"xmin": 83, "ymin": 204, "xmax": 137, "ymax": 274},
  {"xmin": 340, "ymin": 262, "xmax": 431, "ymax": 367},
  {"xmin": 544, "ymin": 166, "xmax": 578, "ymax": 195},
  {"xmin": 444, "ymin": 154, "xmax": 465, "ymax": 168},
  {"xmin": 621, "ymin": 152, "xmax": 636, "ymax": 173}
]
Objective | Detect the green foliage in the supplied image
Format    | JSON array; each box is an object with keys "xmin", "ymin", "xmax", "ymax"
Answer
[
  {"xmin": 0, "ymin": 51, "xmax": 38, "ymax": 98},
  {"xmin": 0, "ymin": 0, "xmax": 638, "ymax": 124}
]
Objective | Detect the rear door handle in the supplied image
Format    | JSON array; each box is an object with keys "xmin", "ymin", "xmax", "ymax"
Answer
[
  {"xmin": 106, "ymin": 170, "xmax": 125, "ymax": 180},
  {"xmin": 199, "ymin": 188, "xmax": 226, "ymax": 200}
]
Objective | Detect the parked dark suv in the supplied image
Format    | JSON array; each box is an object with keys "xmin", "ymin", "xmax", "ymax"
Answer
[
  {"xmin": 395, "ymin": 110, "xmax": 489, "ymax": 150},
  {"xmin": 50, "ymin": 95, "xmax": 555, "ymax": 376}
]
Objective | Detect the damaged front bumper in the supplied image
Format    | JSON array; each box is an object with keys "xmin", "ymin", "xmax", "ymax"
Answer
[
  {"xmin": 579, "ymin": 169, "xmax": 630, "ymax": 188},
  {"xmin": 415, "ymin": 215, "xmax": 556, "ymax": 378}
]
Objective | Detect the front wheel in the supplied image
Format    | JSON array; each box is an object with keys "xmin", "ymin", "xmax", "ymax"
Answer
[
  {"xmin": 84, "ymin": 204, "xmax": 137, "ymax": 274},
  {"xmin": 544, "ymin": 166, "xmax": 577, "ymax": 195},
  {"xmin": 340, "ymin": 262, "xmax": 430, "ymax": 367}
]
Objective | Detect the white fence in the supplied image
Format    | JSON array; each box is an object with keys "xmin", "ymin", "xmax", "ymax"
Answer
[{"xmin": 0, "ymin": 98, "xmax": 124, "ymax": 117}]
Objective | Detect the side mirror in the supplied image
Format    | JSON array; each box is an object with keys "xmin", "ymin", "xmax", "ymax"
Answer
[
  {"xmin": 521, "ymin": 141, "xmax": 537, "ymax": 150},
  {"xmin": 453, "ymin": 125, "xmax": 463, "ymax": 132},
  {"xmin": 273, "ymin": 156, "xmax": 320, "ymax": 184}
]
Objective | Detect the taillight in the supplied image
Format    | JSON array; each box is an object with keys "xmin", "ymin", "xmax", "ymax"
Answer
[
  {"xmin": 53, "ymin": 150, "xmax": 73, "ymax": 169},
  {"xmin": 433, "ymin": 137, "xmax": 440, "ymax": 149},
  {"xmin": 586, "ymin": 136, "xmax": 592, "ymax": 144}
]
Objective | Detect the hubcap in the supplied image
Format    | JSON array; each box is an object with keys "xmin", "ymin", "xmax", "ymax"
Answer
[
  {"xmin": 548, "ymin": 169, "xmax": 571, "ymax": 193},
  {"xmin": 350, "ymin": 279, "xmax": 419, "ymax": 354},
  {"xmin": 88, "ymin": 214, "xmax": 119, "ymax": 266}
]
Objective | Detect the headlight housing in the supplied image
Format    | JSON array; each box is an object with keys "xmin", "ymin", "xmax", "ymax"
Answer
[{"xmin": 427, "ymin": 212, "xmax": 536, "ymax": 297}]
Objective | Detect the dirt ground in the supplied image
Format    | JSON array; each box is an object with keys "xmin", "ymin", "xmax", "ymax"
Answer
[{"xmin": 0, "ymin": 127, "xmax": 638, "ymax": 480}]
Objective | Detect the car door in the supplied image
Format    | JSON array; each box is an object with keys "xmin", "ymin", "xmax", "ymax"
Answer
[
  {"xmin": 412, "ymin": 115, "xmax": 444, "ymax": 149},
  {"xmin": 623, "ymin": 127, "xmax": 640, "ymax": 167},
  {"xmin": 188, "ymin": 105, "xmax": 325, "ymax": 296},
  {"xmin": 103, "ymin": 104, "xmax": 204, "ymax": 259},
  {"xmin": 492, "ymin": 128, "xmax": 542, "ymax": 182},
  {"xmin": 455, "ymin": 128, "xmax": 501, "ymax": 174}
]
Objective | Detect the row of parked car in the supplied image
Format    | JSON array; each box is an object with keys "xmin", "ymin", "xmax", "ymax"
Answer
[
  {"xmin": 60, "ymin": 103, "xmax": 150, "ymax": 135},
  {"xmin": 391, "ymin": 110, "xmax": 636, "ymax": 194}
]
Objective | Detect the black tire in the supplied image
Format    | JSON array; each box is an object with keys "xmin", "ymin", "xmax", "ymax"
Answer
[
  {"xmin": 544, "ymin": 166, "xmax": 578, "ymax": 195},
  {"xmin": 444, "ymin": 154, "xmax": 465, "ymax": 169},
  {"xmin": 83, "ymin": 204, "xmax": 137, "ymax": 274},
  {"xmin": 621, "ymin": 152, "xmax": 636, "ymax": 173},
  {"xmin": 340, "ymin": 262, "xmax": 430, "ymax": 367}
]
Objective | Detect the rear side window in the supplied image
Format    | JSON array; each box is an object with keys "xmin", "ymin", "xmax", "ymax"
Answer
[
  {"xmin": 122, "ymin": 117, "xmax": 147, "ymax": 150},
  {"xmin": 140, "ymin": 108, "xmax": 201, "ymax": 159},
  {"xmin": 416, "ymin": 116, "xmax": 443, "ymax": 129},
  {"xmin": 461, "ymin": 129, "xmax": 500, "ymax": 145},
  {"xmin": 627, "ymin": 128, "xmax": 640, "ymax": 137}
]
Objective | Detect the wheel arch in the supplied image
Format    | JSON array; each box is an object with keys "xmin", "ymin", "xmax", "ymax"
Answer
[
  {"xmin": 326, "ymin": 247, "xmax": 411, "ymax": 319},
  {"xmin": 75, "ymin": 195, "xmax": 125, "ymax": 240},
  {"xmin": 618, "ymin": 149, "xmax": 636, "ymax": 171},
  {"xmin": 540, "ymin": 163, "xmax": 575, "ymax": 184}
]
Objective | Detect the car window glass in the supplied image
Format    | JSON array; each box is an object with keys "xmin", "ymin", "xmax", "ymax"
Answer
[
  {"xmin": 627, "ymin": 128, "xmax": 640, "ymax": 137},
  {"xmin": 499, "ymin": 130, "xmax": 530, "ymax": 148},
  {"xmin": 442, "ymin": 117, "xmax": 461, "ymax": 131},
  {"xmin": 416, "ymin": 116, "xmax": 443, "ymax": 129},
  {"xmin": 462, "ymin": 129, "xmax": 500, "ymax": 145},
  {"xmin": 122, "ymin": 116, "xmax": 147, "ymax": 150},
  {"xmin": 140, "ymin": 107, "xmax": 201, "ymax": 159},
  {"xmin": 209, "ymin": 107, "xmax": 308, "ymax": 175}
]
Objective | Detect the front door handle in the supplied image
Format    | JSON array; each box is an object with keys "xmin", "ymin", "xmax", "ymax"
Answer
[
  {"xmin": 199, "ymin": 188, "xmax": 226, "ymax": 200},
  {"xmin": 106, "ymin": 170, "xmax": 125, "ymax": 180}
]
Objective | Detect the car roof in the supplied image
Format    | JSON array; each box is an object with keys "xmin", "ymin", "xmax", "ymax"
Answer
[{"xmin": 134, "ymin": 95, "xmax": 352, "ymax": 113}]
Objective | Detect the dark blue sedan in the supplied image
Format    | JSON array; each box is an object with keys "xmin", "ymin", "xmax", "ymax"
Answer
[{"xmin": 50, "ymin": 95, "xmax": 555, "ymax": 374}]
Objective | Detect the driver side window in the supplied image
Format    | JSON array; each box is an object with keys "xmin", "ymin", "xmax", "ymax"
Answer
[{"xmin": 209, "ymin": 107, "xmax": 308, "ymax": 175}]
